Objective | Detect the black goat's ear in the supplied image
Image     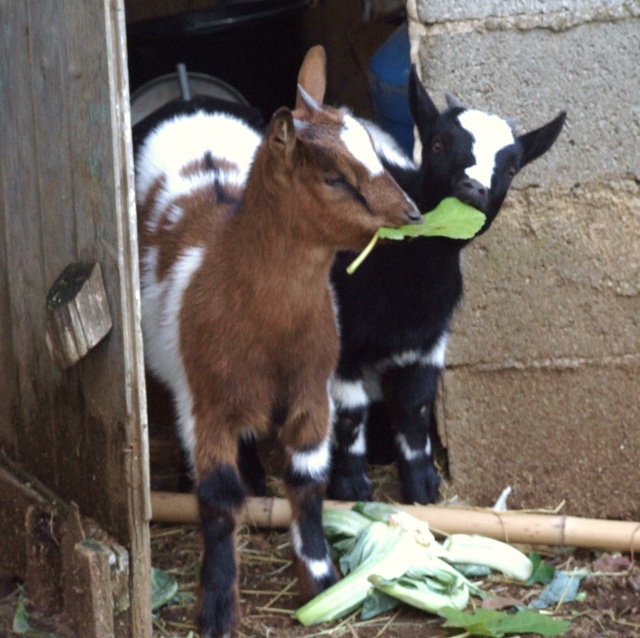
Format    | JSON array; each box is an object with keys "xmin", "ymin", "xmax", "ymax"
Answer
[
  {"xmin": 518, "ymin": 111, "xmax": 567, "ymax": 168},
  {"xmin": 408, "ymin": 65, "xmax": 440, "ymax": 142},
  {"xmin": 267, "ymin": 108, "xmax": 296, "ymax": 166},
  {"xmin": 445, "ymin": 93, "xmax": 463, "ymax": 110}
]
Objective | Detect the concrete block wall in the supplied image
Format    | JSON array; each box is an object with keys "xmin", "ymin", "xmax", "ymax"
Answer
[{"xmin": 407, "ymin": 0, "xmax": 640, "ymax": 519}]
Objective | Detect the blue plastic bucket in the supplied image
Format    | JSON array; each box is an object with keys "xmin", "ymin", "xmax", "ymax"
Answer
[{"xmin": 369, "ymin": 22, "xmax": 414, "ymax": 156}]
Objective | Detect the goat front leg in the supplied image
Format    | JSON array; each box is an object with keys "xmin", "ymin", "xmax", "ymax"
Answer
[
  {"xmin": 194, "ymin": 426, "xmax": 245, "ymax": 638},
  {"xmin": 383, "ymin": 362, "xmax": 441, "ymax": 505},
  {"xmin": 327, "ymin": 374, "xmax": 374, "ymax": 501},
  {"xmin": 281, "ymin": 414, "xmax": 339, "ymax": 600}
]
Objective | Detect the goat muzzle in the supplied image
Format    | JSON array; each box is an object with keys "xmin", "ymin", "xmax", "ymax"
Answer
[{"xmin": 404, "ymin": 198, "xmax": 423, "ymax": 224}]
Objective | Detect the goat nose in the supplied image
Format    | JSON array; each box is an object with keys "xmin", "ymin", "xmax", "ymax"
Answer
[
  {"xmin": 455, "ymin": 178, "xmax": 488, "ymax": 211},
  {"xmin": 404, "ymin": 198, "xmax": 423, "ymax": 224}
]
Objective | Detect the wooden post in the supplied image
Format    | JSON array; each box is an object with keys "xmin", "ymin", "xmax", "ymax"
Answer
[
  {"xmin": 61, "ymin": 504, "xmax": 131, "ymax": 638},
  {"xmin": 0, "ymin": 457, "xmax": 131, "ymax": 638},
  {"xmin": 45, "ymin": 262, "xmax": 113, "ymax": 369}
]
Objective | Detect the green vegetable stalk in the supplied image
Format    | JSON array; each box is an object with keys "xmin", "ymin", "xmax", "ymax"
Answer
[
  {"xmin": 295, "ymin": 522, "xmax": 418, "ymax": 626},
  {"xmin": 296, "ymin": 503, "xmax": 541, "ymax": 628}
]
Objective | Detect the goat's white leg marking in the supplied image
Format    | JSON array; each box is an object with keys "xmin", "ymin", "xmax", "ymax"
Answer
[
  {"xmin": 287, "ymin": 437, "xmax": 331, "ymax": 482},
  {"xmin": 331, "ymin": 378, "xmax": 369, "ymax": 410},
  {"xmin": 290, "ymin": 522, "xmax": 332, "ymax": 578},
  {"xmin": 375, "ymin": 333, "xmax": 449, "ymax": 374},
  {"xmin": 396, "ymin": 433, "xmax": 432, "ymax": 461},
  {"xmin": 347, "ymin": 424, "xmax": 366, "ymax": 456}
]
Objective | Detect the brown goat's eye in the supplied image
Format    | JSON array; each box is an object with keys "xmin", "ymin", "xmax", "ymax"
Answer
[{"xmin": 325, "ymin": 175, "xmax": 346, "ymax": 188}]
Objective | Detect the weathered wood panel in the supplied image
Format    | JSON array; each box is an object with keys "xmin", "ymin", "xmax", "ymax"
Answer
[{"xmin": 0, "ymin": 1, "xmax": 151, "ymax": 636}]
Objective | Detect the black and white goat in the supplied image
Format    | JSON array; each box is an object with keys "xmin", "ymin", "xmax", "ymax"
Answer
[{"xmin": 327, "ymin": 67, "xmax": 566, "ymax": 505}]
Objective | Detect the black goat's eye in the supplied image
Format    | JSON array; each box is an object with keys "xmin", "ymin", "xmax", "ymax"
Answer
[
  {"xmin": 432, "ymin": 140, "xmax": 444, "ymax": 154},
  {"xmin": 507, "ymin": 166, "xmax": 517, "ymax": 178},
  {"xmin": 325, "ymin": 175, "xmax": 346, "ymax": 187}
]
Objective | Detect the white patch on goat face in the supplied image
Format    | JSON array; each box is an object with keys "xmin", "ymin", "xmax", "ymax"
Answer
[
  {"xmin": 331, "ymin": 378, "xmax": 369, "ymax": 410},
  {"xmin": 457, "ymin": 110, "xmax": 514, "ymax": 188},
  {"xmin": 351, "ymin": 113, "xmax": 416, "ymax": 171},
  {"xmin": 340, "ymin": 114, "xmax": 384, "ymax": 177}
]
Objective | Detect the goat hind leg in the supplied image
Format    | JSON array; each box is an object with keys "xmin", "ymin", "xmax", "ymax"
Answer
[
  {"xmin": 384, "ymin": 363, "xmax": 441, "ymax": 505},
  {"xmin": 327, "ymin": 375, "xmax": 374, "ymax": 501}
]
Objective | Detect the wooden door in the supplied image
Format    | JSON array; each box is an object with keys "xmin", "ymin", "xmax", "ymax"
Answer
[{"xmin": 0, "ymin": 1, "xmax": 151, "ymax": 636}]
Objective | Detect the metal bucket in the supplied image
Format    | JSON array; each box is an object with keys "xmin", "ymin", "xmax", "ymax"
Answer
[{"xmin": 130, "ymin": 71, "xmax": 250, "ymax": 126}]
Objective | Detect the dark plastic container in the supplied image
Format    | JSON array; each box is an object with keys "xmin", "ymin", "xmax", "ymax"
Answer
[
  {"xmin": 369, "ymin": 22, "xmax": 414, "ymax": 156},
  {"xmin": 127, "ymin": 0, "xmax": 311, "ymax": 120}
]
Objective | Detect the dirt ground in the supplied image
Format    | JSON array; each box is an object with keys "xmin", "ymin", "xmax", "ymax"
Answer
[{"xmin": 2, "ymin": 462, "xmax": 639, "ymax": 638}]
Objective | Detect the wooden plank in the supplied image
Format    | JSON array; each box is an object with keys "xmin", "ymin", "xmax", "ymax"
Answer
[
  {"xmin": 1, "ymin": 3, "xmax": 151, "ymax": 635},
  {"xmin": 62, "ymin": 1, "xmax": 152, "ymax": 634},
  {"xmin": 0, "ymin": 466, "xmax": 42, "ymax": 577},
  {"xmin": 61, "ymin": 0, "xmax": 127, "ymax": 533},
  {"xmin": 104, "ymin": 3, "xmax": 152, "ymax": 634},
  {"xmin": 27, "ymin": 0, "xmax": 92, "ymax": 504},
  {"xmin": 0, "ymin": 1, "xmax": 60, "ymax": 489},
  {"xmin": 0, "ymin": 72, "xmax": 16, "ymax": 455}
]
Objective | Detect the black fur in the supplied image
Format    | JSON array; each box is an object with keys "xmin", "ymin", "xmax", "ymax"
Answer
[
  {"xmin": 328, "ymin": 67, "xmax": 566, "ymax": 504},
  {"xmin": 197, "ymin": 465, "xmax": 246, "ymax": 637},
  {"xmin": 295, "ymin": 487, "xmax": 329, "ymax": 561}
]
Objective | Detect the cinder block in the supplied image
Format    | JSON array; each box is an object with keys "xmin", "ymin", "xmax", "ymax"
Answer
[
  {"xmin": 416, "ymin": 0, "xmax": 626, "ymax": 24},
  {"xmin": 415, "ymin": 19, "xmax": 640, "ymax": 187},
  {"xmin": 411, "ymin": 0, "xmax": 640, "ymax": 522},
  {"xmin": 447, "ymin": 183, "xmax": 640, "ymax": 366},
  {"xmin": 442, "ymin": 361, "xmax": 640, "ymax": 519}
]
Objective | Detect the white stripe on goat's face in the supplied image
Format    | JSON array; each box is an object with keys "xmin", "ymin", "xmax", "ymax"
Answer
[
  {"xmin": 457, "ymin": 110, "xmax": 515, "ymax": 189},
  {"xmin": 340, "ymin": 113, "xmax": 385, "ymax": 177},
  {"xmin": 339, "ymin": 108, "xmax": 416, "ymax": 171}
]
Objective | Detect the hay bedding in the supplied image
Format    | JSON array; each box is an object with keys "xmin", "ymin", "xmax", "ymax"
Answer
[
  {"xmin": 1, "ymin": 466, "xmax": 639, "ymax": 637},
  {"xmin": 146, "ymin": 466, "xmax": 640, "ymax": 638}
]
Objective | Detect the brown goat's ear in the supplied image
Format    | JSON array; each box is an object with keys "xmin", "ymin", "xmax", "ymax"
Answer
[
  {"xmin": 267, "ymin": 108, "xmax": 296, "ymax": 166},
  {"xmin": 296, "ymin": 45, "xmax": 326, "ymax": 110}
]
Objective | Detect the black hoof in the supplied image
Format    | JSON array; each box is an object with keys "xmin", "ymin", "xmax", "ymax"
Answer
[
  {"xmin": 399, "ymin": 461, "xmax": 440, "ymax": 505},
  {"xmin": 197, "ymin": 585, "xmax": 237, "ymax": 638},
  {"xmin": 328, "ymin": 470, "xmax": 374, "ymax": 501}
]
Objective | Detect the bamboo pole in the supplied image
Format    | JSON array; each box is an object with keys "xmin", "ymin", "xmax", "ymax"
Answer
[{"xmin": 150, "ymin": 491, "xmax": 640, "ymax": 553}]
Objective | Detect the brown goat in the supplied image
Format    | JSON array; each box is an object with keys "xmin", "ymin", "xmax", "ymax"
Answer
[{"xmin": 135, "ymin": 46, "xmax": 420, "ymax": 637}]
